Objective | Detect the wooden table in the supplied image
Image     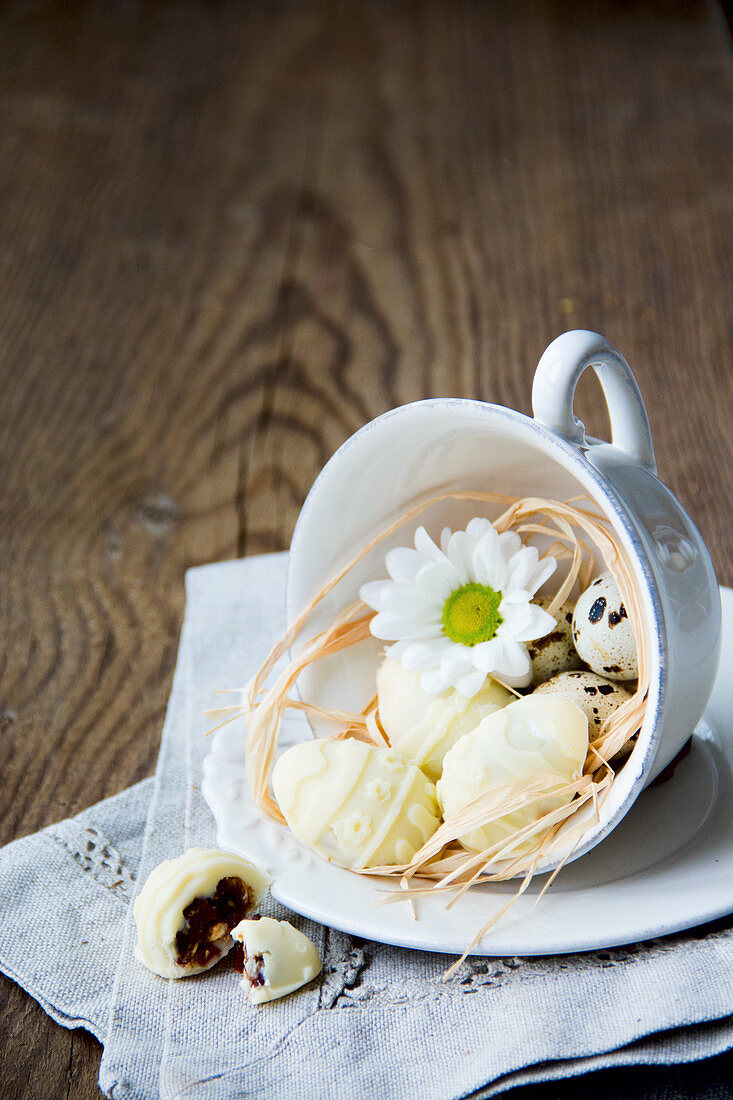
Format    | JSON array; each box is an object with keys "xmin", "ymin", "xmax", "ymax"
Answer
[{"xmin": 0, "ymin": 2, "xmax": 731, "ymax": 1096}]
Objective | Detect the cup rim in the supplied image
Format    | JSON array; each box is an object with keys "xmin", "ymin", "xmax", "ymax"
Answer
[{"xmin": 286, "ymin": 397, "xmax": 666, "ymax": 874}]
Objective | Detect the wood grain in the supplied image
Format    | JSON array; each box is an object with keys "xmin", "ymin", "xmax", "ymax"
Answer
[{"xmin": 0, "ymin": 1, "xmax": 730, "ymax": 1096}]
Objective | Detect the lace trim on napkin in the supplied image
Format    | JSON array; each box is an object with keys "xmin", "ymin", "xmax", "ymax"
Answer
[
  {"xmin": 319, "ymin": 931, "xmax": 369, "ymax": 1008},
  {"xmin": 52, "ymin": 824, "xmax": 135, "ymax": 904}
]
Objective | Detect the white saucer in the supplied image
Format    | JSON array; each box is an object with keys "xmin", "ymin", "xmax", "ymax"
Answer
[{"xmin": 202, "ymin": 588, "xmax": 733, "ymax": 957}]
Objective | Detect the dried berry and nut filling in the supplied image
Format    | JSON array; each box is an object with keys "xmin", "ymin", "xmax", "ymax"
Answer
[
  {"xmin": 174, "ymin": 876, "xmax": 252, "ymax": 969},
  {"xmin": 243, "ymin": 952, "xmax": 266, "ymax": 987},
  {"xmin": 231, "ymin": 941, "xmax": 245, "ymax": 973},
  {"xmin": 231, "ymin": 941, "xmax": 266, "ymax": 987}
]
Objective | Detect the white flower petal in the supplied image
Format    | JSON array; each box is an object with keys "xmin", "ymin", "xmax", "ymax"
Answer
[
  {"xmin": 473, "ymin": 529, "xmax": 506, "ymax": 589},
  {"xmin": 514, "ymin": 604, "xmax": 557, "ymax": 641},
  {"xmin": 498, "ymin": 600, "xmax": 534, "ymax": 637},
  {"xmin": 379, "ymin": 583, "xmax": 442, "ymax": 618},
  {"xmin": 414, "ymin": 526, "xmax": 444, "ymax": 562},
  {"xmin": 440, "ymin": 527, "xmax": 452, "ymax": 553},
  {"xmin": 416, "ymin": 559, "xmax": 463, "ymax": 601},
  {"xmin": 445, "ymin": 530, "xmax": 473, "ymax": 583},
  {"xmin": 500, "ymin": 588, "xmax": 532, "ymax": 605},
  {"xmin": 525, "ymin": 555, "xmax": 557, "ymax": 596},
  {"xmin": 498, "ymin": 530, "xmax": 522, "ymax": 560},
  {"xmin": 420, "ymin": 668, "xmax": 456, "ymax": 694},
  {"xmin": 440, "ymin": 651, "xmax": 474, "ymax": 679},
  {"xmin": 456, "ymin": 669, "xmax": 488, "ymax": 698},
  {"xmin": 359, "ymin": 580, "xmax": 390, "ymax": 611},
  {"xmin": 400, "ymin": 637, "xmax": 450, "ymax": 671},
  {"xmin": 466, "ymin": 517, "xmax": 492, "ymax": 540},
  {"xmin": 470, "ymin": 637, "xmax": 503, "ymax": 672},
  {"xmin": 505, "ymin": 546, "xmax": 540, "ymax": 593},
  {"xmin": 496, "ymin": 636, "xmax": 532, "ymax": 682},
  {"xmin": 498, "ymin": 666, "xmax": 532, "ymax": 689},
  {"xmin": 385, "ymin": 546, "xmax": 427, "ymax": 583},
  {"xmin": 371, "ymin": 613, "xmax": 441, "ymax": 641}
]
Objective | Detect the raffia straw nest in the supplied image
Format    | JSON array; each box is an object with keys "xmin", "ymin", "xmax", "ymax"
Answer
[{"xmin": 210, "ymin": 492, "xmax": 649, "ymax": 974}]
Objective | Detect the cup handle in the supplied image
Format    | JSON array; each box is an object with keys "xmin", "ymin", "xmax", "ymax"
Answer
[{"xmin": 531, "ymin": 329, "xmax": 656, "ymax": 474}]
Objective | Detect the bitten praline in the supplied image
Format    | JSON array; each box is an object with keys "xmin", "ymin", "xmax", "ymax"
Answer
[
  {"xmin": 232, "ymin": 917, "xmax": 322, "ymax": 1003},
  {"xmin": 134, "ymin": 848, "xmax": 269, "ymax": 979}
]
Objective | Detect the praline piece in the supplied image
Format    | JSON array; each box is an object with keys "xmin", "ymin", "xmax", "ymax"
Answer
[
  {"xmin": 377, "ymin": 658, "xmax": 513, "ymax": 781},
  {"xmin": 134, "ymin": 848, "xmax": 269, "ymax": 979},
  {"xmin": 436, "ymin": 695, "xmax": 589, "ymax": 855},
  {"xmin": 232, "ymin": 917, "xmax": 322, "ymax": 1003},
  {"xmin": 272, "ymin": 738, "xmax": 440, "ymax": 869},
  {"xmin": 572, "ymin": 572, "xmax": 638, "ymax": 681}
]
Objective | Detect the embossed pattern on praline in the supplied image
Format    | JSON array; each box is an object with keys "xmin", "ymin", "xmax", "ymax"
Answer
[{"xmin": 366, "ymin": 778, "xmax": 391, "ymax": 802}]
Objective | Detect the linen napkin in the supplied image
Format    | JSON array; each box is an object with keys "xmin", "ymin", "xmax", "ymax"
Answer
[{"xmin": 0, "ymin": 553, "xmax": 732, "ymax": 1099}]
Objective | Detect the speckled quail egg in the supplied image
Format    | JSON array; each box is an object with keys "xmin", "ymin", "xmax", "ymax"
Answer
[
  {"xmin": 533, "ymin": 670, "xmax": 633, "ymax": 737},
  {"xmin": 527, "ymin": 596, "xmax": 583, "ymax": 687},
  {"xmin": 572, "ymin": 572, "xmax": 638, "ymax": 681}
]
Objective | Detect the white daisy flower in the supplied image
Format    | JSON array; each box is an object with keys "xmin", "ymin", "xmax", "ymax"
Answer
[{"xmin": 360, "ymin": 518, "xmax": 558, "ymax": 696}]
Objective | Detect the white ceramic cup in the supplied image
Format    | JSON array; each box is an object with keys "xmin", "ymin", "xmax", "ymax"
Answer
[{"xmin": 286, "ymin": 330, "xmax": 721, "ymax": 871}]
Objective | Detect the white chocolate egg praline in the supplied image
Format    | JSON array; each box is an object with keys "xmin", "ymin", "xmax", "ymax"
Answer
[
  {"xmin": 272, "ymin": 739, "xmax": 440, "ymax": 870},
  {"xmin": 436, "ymin": 695, "xmax": 589, "ymax": 855},
  {"xmin": 134, "ymin": 847, "xmax": 269, "ymax": 979},
  {"xmin": 377, "ymin": 658, "xmax": 513, "ymax": 781},
  {"xmin": 232, "ymin": 917, "xmax": 322, "ymax": 1003}
]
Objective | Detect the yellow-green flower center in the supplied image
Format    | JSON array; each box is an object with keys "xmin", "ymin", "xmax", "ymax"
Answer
[{"xmin": 441, "ymin": 583, "xmax": 503, "ymax": 646}]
